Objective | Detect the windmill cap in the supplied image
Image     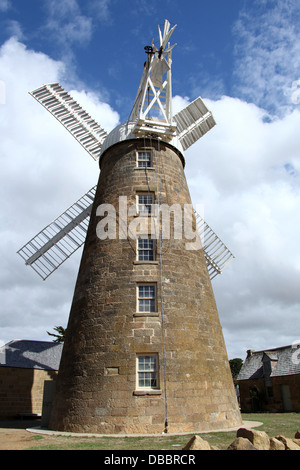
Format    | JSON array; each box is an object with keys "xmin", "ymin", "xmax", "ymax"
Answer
[{"xmin": 99, "ymin": 120, "xmax": 184, "ymax": 161}]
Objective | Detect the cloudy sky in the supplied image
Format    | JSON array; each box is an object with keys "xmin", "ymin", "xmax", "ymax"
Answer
[{"xmin": 0, "ymin": 0, "xmax": 300, "ymax": 360}]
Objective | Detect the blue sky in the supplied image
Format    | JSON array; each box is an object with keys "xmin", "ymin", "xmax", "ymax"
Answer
[
  {"xmin": 2, "ymin": 0, "xmax": 300, "ymax": 116},
  {"xmin": 1, "ymin": 0, "xmax": 300, "ymax": 360},
  {"xmin": 0, "ymin": 0, "xmax": 243, "ymax": 119}
]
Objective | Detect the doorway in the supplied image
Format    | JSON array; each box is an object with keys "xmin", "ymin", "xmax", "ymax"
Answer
[{"xmin": 280, "ymin": 384, "xmax": 293, "ymax": 411}]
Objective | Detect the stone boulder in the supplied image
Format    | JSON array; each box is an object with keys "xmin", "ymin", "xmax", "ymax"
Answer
[
  {"xmin": 227, "ymin": 437, "xmax": 257, "ymax": 450},
  {"xmin": 275, "ymin": 435, "xmax": 300, "ymax": 450},
  {"xmin": 237, "ymin": 427, "xmax": 270, "ymax": 450},
  {"xmin": 269, "ymin": 437, "xmax": 285, "ymax": 450},
  {"xmin": 182, "ymin": 435, "xmax": 212, "ymax": 450}
]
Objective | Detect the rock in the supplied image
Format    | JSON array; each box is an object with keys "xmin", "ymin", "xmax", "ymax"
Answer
[
  {"xmin": 269, "ymin": 437, "xmax": 285, "ymax": 450},
  {"xmin": 237, "ymin": 427, "xmax": 270, "ymax": 450},
  {"xmin": 227, "ymin": 437, "xmax": 257, "ymax": 450},
  {"xmin": 295, "ymin": 431, "xmax": 300, "ymax": 439},
  {"xmin": 182, "ymin": 435, "xmax": 212, "ymax": 450},
  {"xmin": 275, "ymin": 435, "xmax": 300, "ymax": 450}
]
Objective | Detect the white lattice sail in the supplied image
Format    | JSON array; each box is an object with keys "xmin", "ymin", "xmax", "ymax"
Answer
[
  {"xmin": 18, "ymin": 21, "xmax": 234, "ymax": 282},
  {"xmin": 174, "ymin": 97, "xmax": 216, "ymax": 151},
  {"xmin": 17, "ymin": 186, "xmax": 96, "ymax": 280},
  {"xmin": 30, "ymin": 84, "xmax": 107, "ymax": 160},
  {"xmin": 194, "ymin": 210, "xmax": 234, "ymax": 279}
]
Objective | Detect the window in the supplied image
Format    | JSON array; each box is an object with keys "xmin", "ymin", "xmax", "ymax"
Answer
[
  {"xmin": 137, "ymin": 354, "xmax": 158, "ymax": 389},
  {"xmin": 137, "ymin": 237, "xmax": 154, "ymax": 261},
  {"xmin": 137, "ymin": 193, "xmax": 154, "ymax": 215},
  {"xmin": 137, "ymin": 284, "xmax": 156, "ymax": 313},
  {"xmin": 137, "ymin": 150, "xmax": 152, "ymax": 168}
]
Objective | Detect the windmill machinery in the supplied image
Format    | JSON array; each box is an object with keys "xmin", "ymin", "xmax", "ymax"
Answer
[{"xmin": 18, "ymin": 20, "xmax": 234, "ymax": 282}]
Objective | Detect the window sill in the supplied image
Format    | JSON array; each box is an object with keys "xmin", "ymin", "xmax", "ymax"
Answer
[
  {"xmin": 133, "ymin": 389, "xmax": 162, "ymax": 396},
  {"xmin": 133, "ymin": 261, "xmax": 159, "ymax": 265},
  {"xmin": 134, "ymin": 167, "xmax": 155, "ymax": 171},
  {"xmin": 133, "ymin": 213, "xmax": 155, "ymax": 218},
  {"xmin": 133, "ymin": 312, "xmax": 160, "ymax": 317}
]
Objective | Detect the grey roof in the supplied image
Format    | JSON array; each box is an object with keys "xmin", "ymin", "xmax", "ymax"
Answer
[
  {"xmin": 238, "ymin": 344, "xmax": 300, "ymax": 381},
  {"xmin": 0, "ymin": 340, "xmax": 63, "ymax": 370},
  {"xmin": 263, "ymin": 352, "xmax": 278, "ymax": 361}
]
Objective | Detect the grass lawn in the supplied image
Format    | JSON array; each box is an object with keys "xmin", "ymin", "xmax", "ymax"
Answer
[{"xmin": 28, "ymin": 413, "xmax": 300, "ymax": 450}]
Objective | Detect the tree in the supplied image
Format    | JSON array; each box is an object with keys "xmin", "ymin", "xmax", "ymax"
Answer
[
  {"xmin": 47, "ymin": 326, "xmax": 66, "ymax": 343},
  {"xmin": 229, "ymin": 358, "xmax": 243, "ymax": 383}
]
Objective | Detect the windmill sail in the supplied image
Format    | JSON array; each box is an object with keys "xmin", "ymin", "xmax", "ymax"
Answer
[
  {"xmin": 17, "ymin": 186, "xmax": 96, "ymax": 280},
  {"xmin": 18, "ymin": 21, "xmax": 233, "ymax": 282},
  {"xmin": 194, "ymin": 210, "xmax": 234, "ymax": 279},
  {"xmin": 30, "ymin": 83, "xmax": 107, "ymax": 161},
  {"xmin": 174, "ymin": 96, "xmax": 216, "ymax": 151},
  {"xmin": 18, "ymin": 183, "xmax": 233, "ymax": 281}
]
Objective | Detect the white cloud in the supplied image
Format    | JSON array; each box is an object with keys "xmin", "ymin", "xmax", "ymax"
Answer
[
  {"xmin": 0, "ymin": 0, "xmax": 10, "ymax": 12},
  {"xmin": 1, "ymin": 24, "xmax": 300, "ymax": 363},
  {"xmin": 232, "ymin": 0, "xmax": 300, "ymax": 117},
  {"xmin": 4, "ymin": 20, "xmax": 24, "ymax": 40},
  {"xmin": 184, "ymin": 95, "xmax": 300, "ymax": 358},
  {"xmin": 39, "ymin": 0, "xmax": 113, "ymax": 76},
  {"xmin": 87, "ymin": 0, "xmax": 112, "ymax": 22},
  {"xmin": 0, "ymin": 38, "xmax": 119, "ymax": 345},
  {"xmin": 44, "ymin": 0, "xmax": 93, "ymax": 47}
]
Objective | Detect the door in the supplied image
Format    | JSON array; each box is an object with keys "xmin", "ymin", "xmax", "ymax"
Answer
[{"xmin": 280, "ymin": 384, "xmax": 293, "ymax": 411}]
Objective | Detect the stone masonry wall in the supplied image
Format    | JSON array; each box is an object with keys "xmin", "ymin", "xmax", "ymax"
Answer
[
  {"xmin": 239, "ymin": 375, "xmax": 300, "ymax": 412},
  {"xmin": 0, "ymin": 367, "xmax": 57, "ymax": 419},
  {"xmin": 49, "ymin": 139, "xmax": 241, "ymax": 434}
]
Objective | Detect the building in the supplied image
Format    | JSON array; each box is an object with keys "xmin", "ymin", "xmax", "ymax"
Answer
[
  {"xmin": 19, "ymin": 21, "xmax": 242, "ymax": 434},
  {"xmin": 237, "ymin": 344, "xmax": 300, "ymax": 412},
  {"xmin": 48, "ymin": 137, "xmax": 242, "ymax": 434},
  {"xmin": 0, "ymin": 340, "xmax": 62, "ymax": 419}
]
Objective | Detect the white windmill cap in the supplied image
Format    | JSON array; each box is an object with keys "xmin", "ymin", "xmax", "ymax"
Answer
[{"xmin": 99, "ymin": 120, "xmax": 184, "ymax": 160}]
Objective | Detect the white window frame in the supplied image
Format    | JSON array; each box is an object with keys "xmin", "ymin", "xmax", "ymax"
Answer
[
  {"xmin": 136, "ymin": 192, "xmax": 154, "ymax": 215},
  {"xmin": 137, "ymin": 283, "xmax": 156, "ymax": 313},
  {"xmin": 136, "ymin": 354, "xmax": 159, "ymax": 390},
  {"xmin": 136, "ymin": 149, "xmax": 152, "ymax": 168},
  {"xmin": 137, "ymin": 237, "xmax": 155, "ymax": 261}
]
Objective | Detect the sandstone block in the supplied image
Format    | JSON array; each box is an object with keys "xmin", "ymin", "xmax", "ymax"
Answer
[
  {"xmin": 269, "ymin": 437, "xmax": 285, "ymax": 450},
  {"xmin": 237, "ymin": 427, "xmax": 270, "ymax": 450},
  {"xmin": 227, "ymin": 437, "xmax": 257, "ymax": 450},
  {"xmin": 182, "ymin": 435, "xmax": 212, "ymax": 450},
  {"xmin": 275, "ymin": 435, "xmax": 300, "ymax": 450}
]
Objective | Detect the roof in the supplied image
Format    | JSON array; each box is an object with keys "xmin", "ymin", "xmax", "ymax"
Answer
[
  {"xmin": 0, "ymin": 340, "xmax": 63, "ymax": 371},
  {"xmin": 99, "ymin": 120, "xmax": 184, "ymax": 159},
  {"xmin": 237, "ymin": 344, "xmax": 300, "ymax": 380}
]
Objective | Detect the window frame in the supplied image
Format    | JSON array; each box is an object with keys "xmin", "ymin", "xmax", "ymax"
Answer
[
  {"xmin": 137, "ymin": 283, "xmax": 156, "ymax": 313},
  {"xmin": 137, "ymin": 237, "xmax": 155, "ymax": 262},
  {"xmin": 136, "ymin": 192, "xmax": 154, "ymax": 215},
  {"xmin": 136, "ymin": 149, "xmax": 152, "ymax": 169},
  {"xmin": 136, "ymin": 354, "xmax": 159, "ymax": 390}
]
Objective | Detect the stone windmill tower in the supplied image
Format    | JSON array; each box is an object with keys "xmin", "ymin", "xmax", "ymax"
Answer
[{"xmin": 18, "ymin": 20, "xmax": 241, "ymax": 434}]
